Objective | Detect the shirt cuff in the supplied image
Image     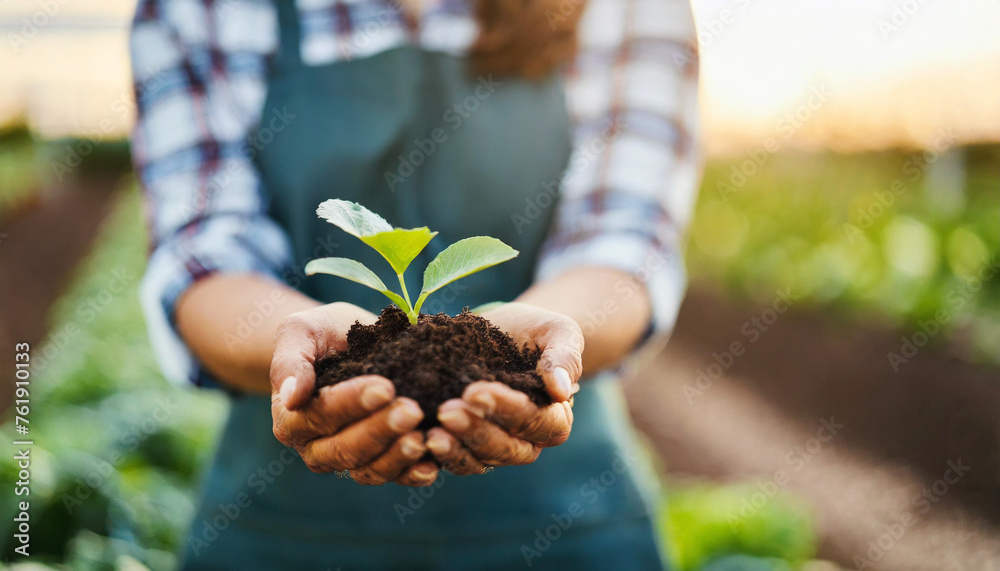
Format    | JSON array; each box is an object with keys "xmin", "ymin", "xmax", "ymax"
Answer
[
  {"xmin": 140, "ymin": 218, "xmax": 292, "ymax": 389},
  {"xmin": 536, "ymin": 231, "xmax": 687, "ymax": 354}
]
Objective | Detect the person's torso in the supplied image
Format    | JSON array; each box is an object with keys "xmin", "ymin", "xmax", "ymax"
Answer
[{"xmin": 190, "ymin": 0, "xmax": 660, "ymax": 560}]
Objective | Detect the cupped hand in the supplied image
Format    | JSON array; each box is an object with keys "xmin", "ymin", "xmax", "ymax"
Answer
[
  {"xmin": 428, "ymin": 302, "xmax": 583, "ymax": 474},
  {"xmin": 269, "ymin": 302, "xmax": 439, "ymax": 486}
]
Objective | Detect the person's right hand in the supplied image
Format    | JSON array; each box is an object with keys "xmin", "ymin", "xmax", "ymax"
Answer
[{"xmin": 269, "ymin": 302, "xmax": 440, "ymax": 487}]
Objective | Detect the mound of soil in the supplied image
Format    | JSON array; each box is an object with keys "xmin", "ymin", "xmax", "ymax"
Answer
[{"xmin": 314, "ymin": 306, "xmax": 550, "ymax": 428}]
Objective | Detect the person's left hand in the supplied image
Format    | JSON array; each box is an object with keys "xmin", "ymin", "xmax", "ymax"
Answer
[{"xmin": 426, "ymin": 302, "xmax": 584, "ymax": 474}]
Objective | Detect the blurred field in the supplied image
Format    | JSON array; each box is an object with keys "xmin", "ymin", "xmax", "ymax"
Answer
[
  {"xmin": 0, "ymin": 159, "xmax": 818, "ymax": 570},
  {"xmin": 2, "ymin": 130, "xmax": 998, "ymax": 568},
  {"xmin": 688, "ymin": 145, "xmax": 1000, "ymax": 363},
  {"xmin": 3, "ymin": 1, "xmax": 999, "ymax": 568}
]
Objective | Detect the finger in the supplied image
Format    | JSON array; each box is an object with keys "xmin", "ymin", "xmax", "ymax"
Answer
[
  {"xmin": 302, "ymin": 398, "xmax": 423, "ymax": 472},
  {"xmin": 395, "ymin": 461, "xmax": 440, "ymax": 487},
  {"xmin": 271, "ymin": 376, "xmax": 395, "ymax": 447},
  {"xmin": 426, "ymin": 427, "xmax": 489, "ymax": 476},
  {"xmin": 532, "ymin": 315, "xmax": 584, "ymax": 402},
  {"xmin": 437, "ymin": 400, "xmax": 539, "ymax": 466},
  {"xmin": 464, "ymin": 382, "xmax": 573, "ymax": 447},
  {"xmin": 537, "ymin": 343, "xmax": 583, "ymax": 402},
  {"xmin": 311, "ymin": 376, "xmax": 396, "ymax": 432},
  {"xmin": 350, "ymin": 431, "xmax": 426, "ymax": 486},
  {"xmin": 270, "ymin": 314, "xmax": 327, "ymax": 410}
]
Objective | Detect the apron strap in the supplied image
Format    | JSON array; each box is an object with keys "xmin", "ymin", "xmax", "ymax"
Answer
[{"xmin": 273, "ymin": 0, "xmax": 302, "ymax": 68}]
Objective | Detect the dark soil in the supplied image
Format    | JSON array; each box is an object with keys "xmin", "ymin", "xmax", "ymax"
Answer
[{"xmin": 314, "ymin": 306, "xmax": 550, "ymax": 428}]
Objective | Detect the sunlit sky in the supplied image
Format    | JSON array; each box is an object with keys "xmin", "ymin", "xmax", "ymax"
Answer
[{"xmin": 1, "ymin": 0, "xmax": 998, "ymax": 154}]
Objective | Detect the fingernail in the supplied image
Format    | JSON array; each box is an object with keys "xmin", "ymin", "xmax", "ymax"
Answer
[
  {"xmin": 279, "ymin": 376, "xmax": 297, "ymax": 405},
  {"xmin": 554, "ymin": 367, "xmax": 572, "ymax": 398},
  {"xmin": 471, "ymin": 391, "xmax": 496, "ymax": 413},
  {"xmin": 426, "ymin": 433, "xmax": 451, "ymax": 455},
  {"xmin": 401, "ymin": 438, "xmax": 424, "ymax": 458},
  {"xmin": 360, "ymin": 384, "xmax": 393, "ymax": 410},
  {"xmin": 388, "ymin": 402, "xmax": 421, "ymax": 431},
  {"xmin": 414, "ymin": 465, "xmax": 437, "ymax": 479},
  {"xmin": 439, "ymin": 409, "xmax": 470, "ymax": 431},
  {"xmin": 571, "ymin": 382, "xmax": 581, "ymax": 395}
]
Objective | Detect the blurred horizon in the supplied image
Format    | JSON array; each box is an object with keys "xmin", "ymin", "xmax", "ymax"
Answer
[{"xmin": 1, "ymin": 0, "xmax": 999, "ymax": 155}]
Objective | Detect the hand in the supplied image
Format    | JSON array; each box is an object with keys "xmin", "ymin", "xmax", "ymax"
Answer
[
  {"xmin": 427, "ymin": 302, "xmax": 583, "ymax": 474},
  {"xmin": 269, "ymin": 302, "xmax": 439, "ymax": 486}
]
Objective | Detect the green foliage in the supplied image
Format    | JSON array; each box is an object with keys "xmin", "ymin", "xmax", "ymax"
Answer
[
  {"xmin": 688, "ymin": 145, "xmax": 1000, "ymax": 363},
  {"xmin": 307, "ymin": 199, "xmax": 518, "ymax": 323},
  {"xmin": 661, "ymin": 483, "xmax": 816, "ymax": 570},
  {"xmin": 15, "ymin": 143, "xmax": 999, "ymax": 568},
  {"xmin": 414, "ymin": 237, "xmax": 518, "ymax": 314},
  {"xmin": 361, "ymin": 228, "xmax": 438, "ymax": 275},
  {"xmin": 303, "ymin": 257, "xmax": 409, "ymax": 310},
  {"xmin": 0, "ymin": 125, "xmax": 40, "ymax": 220},
  {"xmin": 0, "ymin": 187, "xmax": 226, "ymax": 569}
]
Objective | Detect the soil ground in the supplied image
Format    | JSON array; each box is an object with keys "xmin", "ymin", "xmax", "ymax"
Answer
[
  {"xmin": 0, "ymin": 173, "xmax": 123, "ymax": 412},
  {"xmin": 625, "ymin": 286, "xmax": 1000, "ymax": 570}
]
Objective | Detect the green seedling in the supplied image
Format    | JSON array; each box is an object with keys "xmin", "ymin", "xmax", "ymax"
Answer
[{"xmin": 304, "ymin": 199, "xmax": 518, "ymax": 325}]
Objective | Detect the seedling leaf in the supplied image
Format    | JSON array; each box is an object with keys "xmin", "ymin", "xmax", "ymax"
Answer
[
  {"xmin": 361, "ymin": 227, "xmax": 438, "ymax": 275},
  {"xmin": 415, "ymin": 237, "xmax": 518, "ymax": 313},
  {"xmin": 305, "ymin": 257, "xmax": 410, "ymax": 312},
  {"xmin": 316, "ymin": 199, "xmax": 392, "ymax": 237}
]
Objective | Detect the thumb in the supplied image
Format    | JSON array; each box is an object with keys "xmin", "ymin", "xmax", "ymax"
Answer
[
  {"xmin": 536, "ymin": 322, "xmax": 584, "ymax": 402},
  {"xmin": 270, "ymin": 315, "xmax": 323, "ymax": 410}
]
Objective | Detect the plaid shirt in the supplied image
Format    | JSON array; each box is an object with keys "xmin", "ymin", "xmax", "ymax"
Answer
[{"xmin": 130, "ymin": 0, "xmax": 700, "ymax": 386}]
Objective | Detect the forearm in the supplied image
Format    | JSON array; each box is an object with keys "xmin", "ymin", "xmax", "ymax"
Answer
[
  {"xmin": 175, "ymin": 274, "xmax": 321, "ymax": 393},
  {"xmin": 517, "ymin": 267, "xmax": 651, "ymax": 374}
]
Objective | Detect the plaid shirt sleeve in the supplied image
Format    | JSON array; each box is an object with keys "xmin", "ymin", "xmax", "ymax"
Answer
[
  {"xmin": 130, "ymin": 0, "xmax": 292, "ymax": 387},
  {"xmin": 537, "ymin": 0, "xmax": 701, "ymax": 346}
]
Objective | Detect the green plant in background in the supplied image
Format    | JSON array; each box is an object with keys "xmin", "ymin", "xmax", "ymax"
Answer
[
  {"xmin": 0, "ymin": 124, "xmax": 40, "ymax": 220},
  {"xmin": 661, "ymin": 483, "xmax": 816, "ymax": 570},
  {"xmin": 9, "ymin": 139, "xmax": 1000, "ymax": 569},
  {"xmin": 0, "ymin": 187, "xmax": 226, "ymax": 569},
  {"xmin": 687, "ymin": 145, "xmax": 1000, "ymax": 363},
  {"xmin": 305, "ymin": 199, "xmax": 518, "ymax": 324}
]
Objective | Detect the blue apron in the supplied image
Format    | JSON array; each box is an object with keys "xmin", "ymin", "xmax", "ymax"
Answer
[{"xmin": 181, "ymin": 2, "xmax": 665, "ymax": 569}]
